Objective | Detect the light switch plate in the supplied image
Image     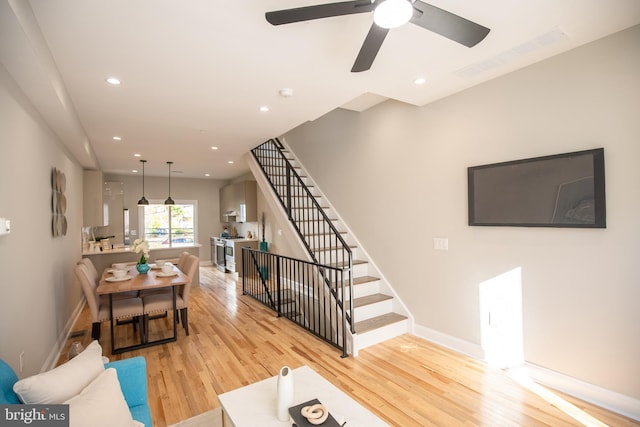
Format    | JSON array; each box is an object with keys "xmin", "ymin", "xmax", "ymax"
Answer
[
  {"xmin": 0, "ymin": 218, "xmax": 9, "ymax": 235},
  {"xmin": 433, "ymin": 237, "xmax": 449, "ymax": 250}
]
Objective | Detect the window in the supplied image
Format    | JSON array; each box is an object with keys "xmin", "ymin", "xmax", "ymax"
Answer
[{"xmin": 139, "ymin": 202, "xmax": 196, "ymax": 248}]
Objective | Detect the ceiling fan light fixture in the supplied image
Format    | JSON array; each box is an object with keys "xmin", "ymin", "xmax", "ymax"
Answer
[{"xmin": 373, "ymin": 0, "xmax": 413, "ymax": 29}]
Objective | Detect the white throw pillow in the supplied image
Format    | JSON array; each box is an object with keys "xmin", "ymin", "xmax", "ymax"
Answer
[
  {"xmin": 13, "ymin": 340, "xmax": 104, "ymax": 404},
  {"xmin": 65, "ymin": 368, "xmax": 140, "ymax": 427}
]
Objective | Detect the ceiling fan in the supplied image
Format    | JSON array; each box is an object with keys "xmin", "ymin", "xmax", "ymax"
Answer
[{"xmin": 265, "ymin": 0, "xmax": 490, "ymax": 72}]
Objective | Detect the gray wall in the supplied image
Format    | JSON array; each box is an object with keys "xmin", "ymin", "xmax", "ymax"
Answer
[
  {"xmin": 0, "ymin": 64, "xmax": 84, "ymax": 375},
  {"xmin": 103, "ymin": 173, "xmax": 226, "ymax": 263},
  {"xmin": 283, "ymin": 26, "xmax": 640, "ymax": 400}
]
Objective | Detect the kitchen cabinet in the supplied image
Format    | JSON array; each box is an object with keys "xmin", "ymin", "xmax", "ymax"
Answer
[
  {"xmin": 219, "ymin": 181, "xmax": 257, "ymax": 223},
  {"xmin": 224, "ymin": 239, "xmax": 259, "ymax": 275},
  {"xmin": 83, "ymin": 170, "xmax": 108, "ymax": 226}
]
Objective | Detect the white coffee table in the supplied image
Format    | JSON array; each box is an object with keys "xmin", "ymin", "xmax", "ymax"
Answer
[{"xmin": 218, "ymin": 365, "xmax": 389, "ymax": 427}]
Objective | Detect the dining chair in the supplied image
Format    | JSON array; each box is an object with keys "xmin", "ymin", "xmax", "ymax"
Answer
[
  {"xmin": 142, "ymin": 254, "xmax": 198, "ymax": 336},
  {"xmin": 77, "ymin": 258, "xmax": 139, "ymax": 300},
  {"xmin": 74, "ymin": 263, "xmax": 145, "ymax": 341},
  {"xmin": 176, "ymin": 251, "xmax": 190, "ymax": 271}
]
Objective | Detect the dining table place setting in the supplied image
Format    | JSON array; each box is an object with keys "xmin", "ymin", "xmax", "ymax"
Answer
[
  {"xmin": 105, "ymin": 263, "xmax": 133, "ymax": 282},
  {"xmin": 96, "ymin": 260, "xmax": 190, "ymax": 354}
]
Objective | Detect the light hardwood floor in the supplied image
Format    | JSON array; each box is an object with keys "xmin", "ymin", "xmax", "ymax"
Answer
[{"xmin": 59, "ymin": 266, "xmax": 638, "ymax": 427}]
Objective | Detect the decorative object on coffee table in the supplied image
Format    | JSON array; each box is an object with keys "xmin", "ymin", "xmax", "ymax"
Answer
[
  {"xmin": 276, "ymin": 366, "xmax": 293, "ymax": 421},
  {"xmin": 289, "ymin": 399, "xmax": 340, "ymax": 427}
]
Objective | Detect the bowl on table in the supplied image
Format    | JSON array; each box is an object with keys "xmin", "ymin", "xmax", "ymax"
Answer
[
  {"xmin": 113, "ymin": 263, "xmax": 128, "ymax": 271},
  {"xmin": 161, "ymin": 264, "xmax": 174, "ymax": 274}
]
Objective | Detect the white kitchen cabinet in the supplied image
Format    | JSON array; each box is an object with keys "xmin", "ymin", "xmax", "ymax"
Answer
[
  {"xmin": 219, "ymin": 181, "xmax": 257, "ymax": 223},
  {"xmin": 83, "ymin": 170, "xmax": 108, "ymax": 226}
]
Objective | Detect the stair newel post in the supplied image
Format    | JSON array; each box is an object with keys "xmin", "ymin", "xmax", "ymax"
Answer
[
  {"xmin": 341, "ymin": 266, "xmax": 349, "ymax": 358},
  {"xmin": 276, "ymin": 256, "xmax": 282, "ymax": 317}
]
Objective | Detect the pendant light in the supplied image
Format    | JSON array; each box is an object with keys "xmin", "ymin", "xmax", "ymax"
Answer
[
  {"xmin": 137, "ymin": 159, "xmax": 149, "ymax": 205},
  {"xmin": 164, "ymin": 161, "xmax": 175, "ymax": 205}
]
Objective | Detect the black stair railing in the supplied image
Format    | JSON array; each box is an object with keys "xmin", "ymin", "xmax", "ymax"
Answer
[
  {"xmin": 243, "ymin": 247, "xmax": 349, "ymax": 357},
  {"xmin": 251, "ymin": 139, "xmax": 355, "ymax": 334}
]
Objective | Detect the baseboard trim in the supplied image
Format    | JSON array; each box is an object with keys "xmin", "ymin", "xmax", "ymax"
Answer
[
  {"xmin": 414, "ymin": 324, "xmax": 485, "ymax": 360},
  {"xmin": 43, "ymin": 298, "xmax": 86, "ymax": 372},
  {"xmin": 520, "ymin": 363, "xmax": 640, "ymax": 422},
  {"xmin": 413, "ymin": 324, "xmax": 639, "ymax": 421}
]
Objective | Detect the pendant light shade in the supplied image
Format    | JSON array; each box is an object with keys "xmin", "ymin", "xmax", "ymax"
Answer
[
  {"xmin": 137, "ymin": 159, "xmax": 149, "ymax": 205},
  {"xmin": 164, "ymin": 161, "xmax": 175, "ymax": 205}
]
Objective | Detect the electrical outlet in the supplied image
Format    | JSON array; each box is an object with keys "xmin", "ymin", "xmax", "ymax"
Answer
[{"xmin": 19, "ymin": 351, "xmax": 25, "ymax": 373}]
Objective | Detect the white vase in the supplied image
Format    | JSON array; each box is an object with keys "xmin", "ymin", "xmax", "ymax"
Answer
[{"xmin": 276, "ymin": 366, "xmax": 294, "ymax": 421}]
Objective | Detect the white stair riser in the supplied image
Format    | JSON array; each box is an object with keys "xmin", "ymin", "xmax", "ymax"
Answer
[
  {"xmin": 353, "ymin": 299, "xmax": 394, "ymax": 322},
  {"xmin": 352, "ymin": 281, "xmax": 380, "ymax": 299},
  {"xmin": 352, "ymin": 262, "xmax": 369, "ymax": 277},
  {"xmin": 353, "ymin": 319, "xmax": 409, "ymax": 352}
]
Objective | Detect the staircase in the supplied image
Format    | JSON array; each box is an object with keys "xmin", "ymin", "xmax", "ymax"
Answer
[{"xmin": 249, "ymin": 139, "xmax": 410, "ymax": 355}]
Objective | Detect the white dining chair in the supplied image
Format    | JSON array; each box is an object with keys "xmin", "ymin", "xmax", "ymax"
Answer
[
  {"xmin": 142, "ymin": 255, "xmax": 198, "ymax": 336},
  {"xmin": 77, "ymin": 258, "xmax": 139, "ymax": 300},
  {"xmin": 74, "ymin": 263, "xmax": 145, "ymax": 341}
]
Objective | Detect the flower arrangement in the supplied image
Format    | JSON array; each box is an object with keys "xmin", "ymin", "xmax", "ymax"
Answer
[{"xmin": 132, "ymin": 238, "xmax": 150, "ymax": 264}]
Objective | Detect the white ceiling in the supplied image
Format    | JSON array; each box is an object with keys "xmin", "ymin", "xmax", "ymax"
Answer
[{"xmin": 1, "ymin": 0, "xmax": 639, "ymax": 179}]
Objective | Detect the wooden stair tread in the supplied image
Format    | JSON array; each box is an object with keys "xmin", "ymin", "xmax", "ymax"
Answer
[
  {"xmin": 353, "ymin": 276, "xmax": 379, "ymax": 285},
  {"xmin": 290, "ymin": 206, "xmax": 328, "ymax": 210},
  {"xmin": 354, "ymin": 312, "xmax": 407, "ymax": 334},
  {"xmin": 353, "ymin": 293, "xmax": 392, "ymax": 308},
  {"xmin": 315, "ymin": 244, "xmax": 357, "ymax": 251},
  {"xmin": 330, "ymin": 259, "xmax": 366, "ymax": 268}
]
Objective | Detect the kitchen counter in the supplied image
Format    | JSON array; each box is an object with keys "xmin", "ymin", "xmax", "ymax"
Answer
[
  {"xmin": 211, "ymin": 237, "xmax": 259, "ymax": 243},
  {"xmin": 82, "ymin": 244, "xmax": 201, "ymax": 285},
  {"xmin": 82, "ymin": 243, "xmax": 202, "ymax": 256}
]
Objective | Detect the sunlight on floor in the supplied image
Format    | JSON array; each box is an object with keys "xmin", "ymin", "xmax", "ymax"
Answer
[
  {"xmin": 508, "ymin": 368, "xmax": 610, "ymax": 427},
  {"xmin": 479, "ymin": 267, "xmax": 524, "ymax": 368}
]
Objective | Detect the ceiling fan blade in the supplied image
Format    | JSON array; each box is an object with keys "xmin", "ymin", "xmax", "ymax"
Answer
[
  {"xmin": 266, "ymin": 0, "xmax": 377, "ymax": 26},
  {"xmin": 410, "ymin": 1, "xmax": 490, "ymax": 47},
  {"xmin": 351, "ymin": 23, "xmax": 389, "ymax": 72}
]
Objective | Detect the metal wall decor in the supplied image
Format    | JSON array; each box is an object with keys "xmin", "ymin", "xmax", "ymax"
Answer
[{"xmin": 52, "ymin": 167, "xmax": 67, "ymax": 237}]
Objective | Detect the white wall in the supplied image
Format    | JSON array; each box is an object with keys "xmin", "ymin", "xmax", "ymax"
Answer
[
  {"xmin": 0, "ymin": 64, "xmax": 84, "ymax": 375},
  {"xmin": 283, "ymin": 26, "xmax": 640, "ymax": 401}
]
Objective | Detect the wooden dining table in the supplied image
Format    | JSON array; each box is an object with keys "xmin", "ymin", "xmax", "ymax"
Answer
[{"xmin": 96, "ymin": 264, "xmax": 189, "ymax": 354}]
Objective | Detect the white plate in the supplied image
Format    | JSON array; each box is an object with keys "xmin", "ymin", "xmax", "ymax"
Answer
[
  {"xmin": 105, "ymin": 275, "xmax": 132, "ymax": 282},
  {"xmin": 149, "ymin": 263, "xmax": 164, "ymax": 269},
  {"xmin": 156, "ymin": 271, "xmax": 177, "ymax": 277}
]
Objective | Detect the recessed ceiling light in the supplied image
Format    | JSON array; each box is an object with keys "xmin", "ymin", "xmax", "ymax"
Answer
[
  {"xmin": 259, "ymin": 106, "xmax": 269, "ymax": 112},
  {"xmin": 228, "ymin": 160, "xmax": 234, "ymax": 164},
  {"xmin": 413, "ymin": 77, "xmax": 427, "ymax": 85},
  {"xmin": 105, "ymin": 77, "xmax": 121, "ymax": 85},
  {"xmin": 134, "ymin": 153, "xmax": 141, "ymax": 157},
  {"xmin": 132, "ymin": 169, "xmax": 138, "ymax": 173},
  {"xmin": 211, "ymin": 146, "xmax": 218, "ymax": 150},
  {"xmin": 205, "ymin": 173, "xmax": 210, "ymax": 177},
  {"xmin": 112, "ymin": 136, "xmax": 122, "ymax": 141}
]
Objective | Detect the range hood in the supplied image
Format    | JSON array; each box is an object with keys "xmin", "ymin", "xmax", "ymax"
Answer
[{"xmin": 223, "ymin": 204, "xmax": 246, "ymax": 223}]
